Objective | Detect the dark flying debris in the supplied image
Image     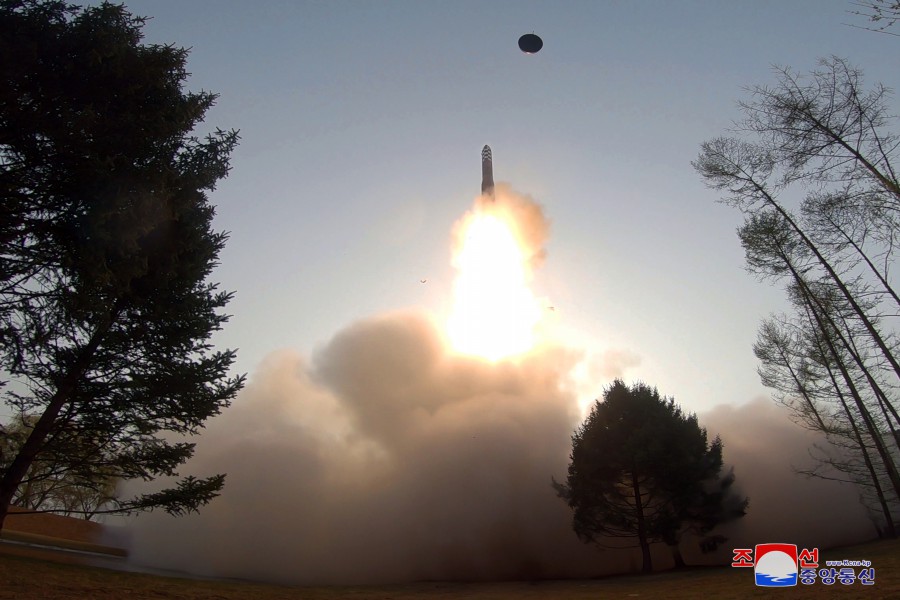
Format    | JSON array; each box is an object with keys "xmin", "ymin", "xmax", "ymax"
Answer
[
  {"xmin": 518, "ymin": 33, "xmax": 543, "ymax": 54},
  {"xmin": 420, "ymin": 279, "xmax": 427, "ymax": 284}
]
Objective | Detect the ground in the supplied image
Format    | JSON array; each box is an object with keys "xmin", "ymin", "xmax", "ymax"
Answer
[{"xmin": 0, "ymin": 537, "xmax": 896, "ymax": 599}]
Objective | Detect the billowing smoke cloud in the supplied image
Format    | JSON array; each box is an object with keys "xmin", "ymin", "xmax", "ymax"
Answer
[
  {"xmin": 597, "ymin": 349, "xmax": 643, "ymax": 380},
  {"xmin": 129, "ymin": 313, "xmax": 608, "ymax": 584},
  {"xmin": 128, "ymin": 327, "xmax": 874, "ymax": 584},
  {"xmin": 127, "ymin": 190, "xmax": 875, "ymax": 585},
  {"xmin": 698, "ymin": 399, "xmax": 873, "ymax": 554}
]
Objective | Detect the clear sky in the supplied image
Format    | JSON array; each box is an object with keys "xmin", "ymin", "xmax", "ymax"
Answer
[{"xmin": 102, "ymin": 0, "xmax": 898, "ymax": 415}]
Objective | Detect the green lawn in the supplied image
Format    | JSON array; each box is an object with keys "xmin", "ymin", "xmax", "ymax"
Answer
[{"xmin": 1, "ymin": 537, "xmax": 896, "ymax": 599}]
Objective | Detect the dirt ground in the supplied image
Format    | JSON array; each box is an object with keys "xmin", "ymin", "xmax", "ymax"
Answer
[{"xmin": 0, "ymin": 537, "xmax": 896, "ymax": 600}]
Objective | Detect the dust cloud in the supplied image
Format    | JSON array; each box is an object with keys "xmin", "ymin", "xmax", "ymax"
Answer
[
  {"xmin": 128, "ymin": 323, "xmax": 874, "ymax": 584},
  {"xmin": 129, "ymin": 313, "xmax": 606, "ymax": 584},
  {"xmin": 699, "ymin": 399, "xmax": 873, "ymax": 554}
]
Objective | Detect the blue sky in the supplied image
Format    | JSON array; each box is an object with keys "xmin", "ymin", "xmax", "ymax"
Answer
[{"xmin": 105, "ymin": 0, "xmax": 899, "ymax": 414}]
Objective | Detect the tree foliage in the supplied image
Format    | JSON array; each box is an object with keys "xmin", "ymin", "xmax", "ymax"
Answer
[
  {"xmin": 695, "ymin": 57, "xmax": 900, "ymax": 537},
  {"xmin": 553, "ymin": 381, "xmax": 746, "ymax": 573},
  {"xmin": 0, "ymin": 0, "xmax": 244, "ymax": 527}
]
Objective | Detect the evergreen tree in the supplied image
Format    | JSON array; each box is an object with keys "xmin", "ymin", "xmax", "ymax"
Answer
[
  {"xmin": 0, "ymin": 0, "xmax": 244, "ymax": 528},
  {"xmin": 554, "ymin": 381, "xmax": 746, "ymax": 573}
]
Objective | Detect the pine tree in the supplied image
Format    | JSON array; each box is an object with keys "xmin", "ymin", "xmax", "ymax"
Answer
[{"xmin": 0, "ymin": 0, "xmax": 244, "ymax": 528}]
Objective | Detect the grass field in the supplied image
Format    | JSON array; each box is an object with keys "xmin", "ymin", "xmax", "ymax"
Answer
[{"xmin": 1, "ymin": 537, "xmax": 897, "ymax": 599}]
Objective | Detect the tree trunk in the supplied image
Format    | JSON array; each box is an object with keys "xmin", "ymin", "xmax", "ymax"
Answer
[
  {"xmin": 814, "ymin": 325, "xmax": 897, "ymax": 538},
  {"xmin": 631, "ymin": 467, "xmax": 653, "ymax": 573},
  {"xmin": 769, "ymin": 195, "xmax": 900, "ymax": 384},
  {"xmin": 671, "ymin": 544, "xmax": 687, "ymax": 569},
  {"xmin": 0, "ymin": 388, "xmax": 73, "ymax": 529},
  {"xmin": 794, "ymin": 274, "xmax": 900, "ymax": 502},
  {"xmin": 0, "ymin": 318, "xmax": 114, "ymax": 530}
]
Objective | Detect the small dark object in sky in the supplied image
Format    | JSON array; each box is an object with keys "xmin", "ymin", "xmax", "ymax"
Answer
[
  {"xmin": 518, "ymin": 33, "xmax": 543, "ymax": 54},
  {"xmin": 420, "ymin": 279, "xmax": 427, "ymax": 284}
]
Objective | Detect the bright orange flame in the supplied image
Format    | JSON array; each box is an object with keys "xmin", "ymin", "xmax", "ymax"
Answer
[{"xmin": 446, "ymin": 205, "xmax": 542, "ymax": 361}]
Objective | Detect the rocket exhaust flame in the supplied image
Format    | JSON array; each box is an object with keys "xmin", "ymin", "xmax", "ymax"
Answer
[
  {"xmin": 446, "ymin": 207, "xmax": 542, "ymax": 360},
  {"xmin": 447, "ymin": 154, "xmax": 547, "ymax": 361}
]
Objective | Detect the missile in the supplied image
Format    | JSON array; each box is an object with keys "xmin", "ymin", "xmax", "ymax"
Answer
[{"xmin": 481, "ymin": 144, "xmax": 494, "ymax": 197}]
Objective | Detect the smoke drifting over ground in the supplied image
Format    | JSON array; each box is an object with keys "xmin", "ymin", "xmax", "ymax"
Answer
[
  {"xmin": 701, "ymin": 399, "xmax": 872, "ymax": 551},
  {"xmin": 130, "ymin": 313, "xmax": 606, "ymax": 584},
  {"xmin": 129, "ymin": 189, "xmax": 874, "ymax": 584}
]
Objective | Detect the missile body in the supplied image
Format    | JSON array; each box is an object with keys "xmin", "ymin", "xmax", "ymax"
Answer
[{"xmin": 481, "ymin": 145, "xmax": 494, "ymax": 197}]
